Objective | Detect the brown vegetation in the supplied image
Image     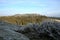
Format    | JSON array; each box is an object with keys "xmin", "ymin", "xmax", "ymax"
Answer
[{"xmin": 0, "ymin": 14, "xmax": 48, "ymax": 25}]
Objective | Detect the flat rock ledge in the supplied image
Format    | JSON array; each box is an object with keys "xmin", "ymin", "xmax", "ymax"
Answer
[{"xmin": 0, "ymin": 21, "xmax": 29, "ymax": 40}]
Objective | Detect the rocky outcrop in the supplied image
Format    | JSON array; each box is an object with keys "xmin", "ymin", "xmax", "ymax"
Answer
[
  {"xmin": 16, "ymin": 21, "xmax": 60, "ymax": 40},
  {"xmin": 0, "ymin": 20, "xmax": 60, "ymax": 40},
  {"xmin": 0, "ymin": 29, "xmax": 30, "ymax": 40},
  {"xmin": 37, "ymin": 21, "xmax": 60, "ymax": 40},
  {"xmin": 0, "ymin": 21, "xmax": 29, "ymax": 40}
]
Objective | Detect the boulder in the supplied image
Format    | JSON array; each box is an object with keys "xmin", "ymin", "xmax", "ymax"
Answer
[
  {"xmin": 0, "ymin": 21, "xmax": 20, "ymax": 31},
  {"xmin": 0, "ymin": 21, "xmax": 29, "ymax": 40},
  {"xmin": 0, "ymin": 29, "xmax": 29, "ymax": 40}
]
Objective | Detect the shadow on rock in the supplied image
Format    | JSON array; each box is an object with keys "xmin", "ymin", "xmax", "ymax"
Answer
[{"xmin": 16, "ymin": 21, "xmax": 60, "ymax": 40}]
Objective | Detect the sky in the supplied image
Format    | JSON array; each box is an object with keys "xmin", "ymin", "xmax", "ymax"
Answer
[{"xmin": 0, "ymin": 0, "xmax": 60, "ymax": 17}]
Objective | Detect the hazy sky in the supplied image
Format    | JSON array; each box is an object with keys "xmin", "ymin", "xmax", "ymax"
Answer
[{"xmin": 0, "ymin": 0, "xmax": 60, "ymax": 17}]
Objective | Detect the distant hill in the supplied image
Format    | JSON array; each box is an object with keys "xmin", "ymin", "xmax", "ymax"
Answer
[
  {"xmin": 0, "ymin": 14, "xmax": 59, "ymax": 25},
  {"xmin": 13, "ymin": 14, "xmax": 44, "ymax": 17}
]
